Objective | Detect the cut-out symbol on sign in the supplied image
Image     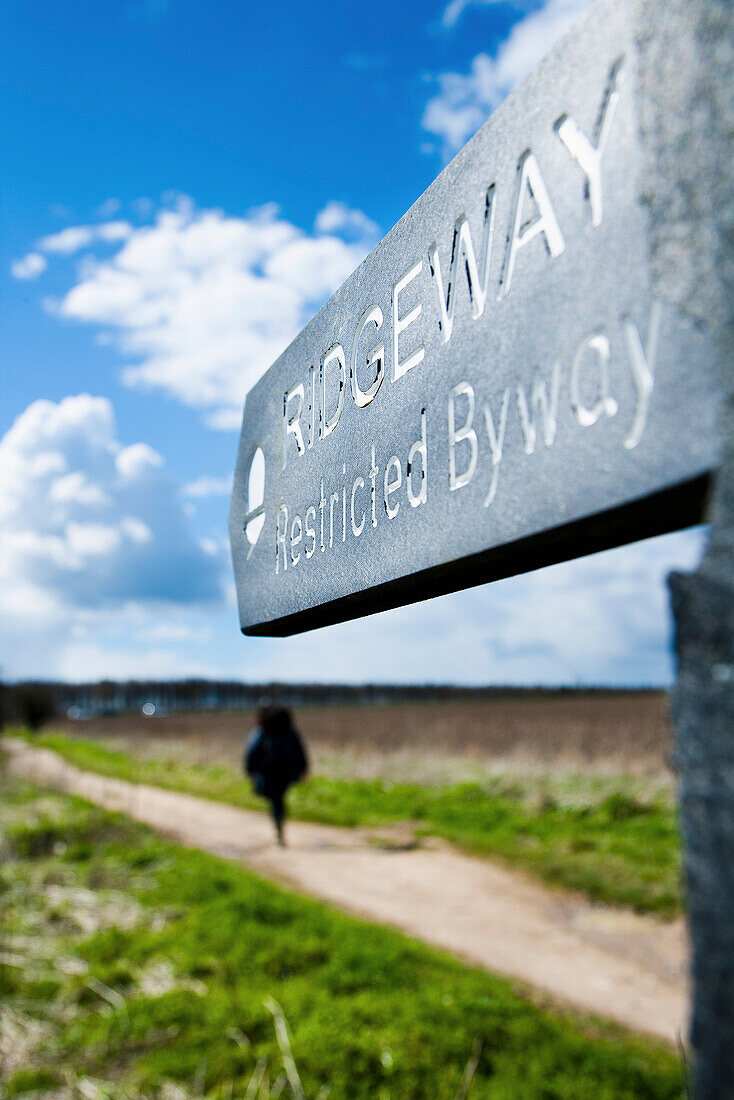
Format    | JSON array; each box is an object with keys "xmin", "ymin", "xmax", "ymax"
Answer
[{"xmin": 243, "ymin": 446, "xmax": 265, "ymax": 558}]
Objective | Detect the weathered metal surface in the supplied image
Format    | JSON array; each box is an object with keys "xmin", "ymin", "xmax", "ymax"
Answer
[
  {"xmin": 649, "ymin": 0, "xmax": 734, "ymax": 1089},
  {"xmin": 229, "ymin": 0, "xmax": 721, "ymax": 637}
]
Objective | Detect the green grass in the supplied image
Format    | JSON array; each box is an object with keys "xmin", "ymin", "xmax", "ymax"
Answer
[
  {"xmin": 13, "ymin": 729, "xmax": 682, "ymax": 916},
  {"xmin": 0, "ymin": 773, "xmax": 685, "ymax": 1099}
]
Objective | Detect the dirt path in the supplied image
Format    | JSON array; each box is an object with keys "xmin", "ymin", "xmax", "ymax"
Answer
[{"xmin": 4, "ymin": 738, "xmax": 688, "ymax": 1046}]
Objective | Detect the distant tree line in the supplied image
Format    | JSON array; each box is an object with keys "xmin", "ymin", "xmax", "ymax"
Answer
[{"xmin": 0, "ymin": 677, "xmax": 659, "ymax": 729}]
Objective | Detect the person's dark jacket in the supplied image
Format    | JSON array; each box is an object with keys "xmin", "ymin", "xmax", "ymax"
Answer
[{"xmin": 244, "ymin": 708, "xmax": 308, "ymax": 800}]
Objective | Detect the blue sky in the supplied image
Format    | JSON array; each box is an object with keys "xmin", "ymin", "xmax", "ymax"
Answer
[{"xmin": 0, "ymin": 0, "xmax": 704, "ymax": 684}]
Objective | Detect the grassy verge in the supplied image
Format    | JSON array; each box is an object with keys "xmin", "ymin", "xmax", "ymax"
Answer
[
  {"xmin": 12, "ymin": 729, "xmax": 681, "ymax": 916},
  {"xmin": 0, "ymin": 772, "xmax": 684, "ymax": 1099}
]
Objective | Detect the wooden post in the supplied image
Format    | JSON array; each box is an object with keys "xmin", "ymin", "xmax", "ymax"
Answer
[{"xmin": 643, "ymin": 0, "xmax": 734, "ymax": 1092}]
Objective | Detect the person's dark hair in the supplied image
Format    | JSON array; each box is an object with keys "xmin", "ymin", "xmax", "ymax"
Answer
[
  {"xmin": 12, "ymin": 683, "xmax": 57, "ymax": 732},
  {"xmin": 257, "ymin": 705, "xmax": 292, "ymax": 737}
]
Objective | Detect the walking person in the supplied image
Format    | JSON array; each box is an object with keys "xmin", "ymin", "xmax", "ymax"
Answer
[{"xmin": 244, "ymin": 705, "xmax": 308, "ymax": 845}]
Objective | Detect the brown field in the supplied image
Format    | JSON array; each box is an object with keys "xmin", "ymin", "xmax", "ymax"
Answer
[{"xmin": 52, "ymin": 690, "xmax": 674, "ymax": 781}]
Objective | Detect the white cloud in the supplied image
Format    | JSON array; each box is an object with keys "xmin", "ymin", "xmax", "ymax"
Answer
[
  {"xmin": 49, "ymin": 472, "xmax": 110, "ymax": 507},
  {"xmin": 66, "ymin": 521, "xmax": 122, "ymax": 558},
  {"xmin": 182, "ymin": 475, "xmax": 232, "ymax": 498},
  {"xmin": 97, "ymin": 221, "xmax": 134, "ymax": 243},
  {"xmin": 441, "ymin": 0, "xmax": 469, "ymax": 28},
  {"xmin": 38, "ymin": 226, "xmax": 95, "ymax": 253},
  {"xmin": 96, "ymin": 198, "xmax": 122, "ymax": 218},
  {"xmin": 423, "ymin": 0, "xmax": 592, "ymax": 157},
  {"xmin": 204, "ymin": 408, "xmax": 244, "ymax": 432},
  {"xmin": 116, "ymin": 442, "xmax": 164, "ymax": 479},
  {"xmin": 51, "ymin": 640, "xmax": 221, "ymax": 683},
  {"xmin": 121, "ymin": 516, "xmax": 153, "ymax": 544},
  {"xmin": 440, "ymin": 0, "xmax": 535, "ymax": 30},
  {"xmin": 262, "ymin": 234, "xmax": 368, "ymax": 299},
  {"xmin": 140, "ymin": 621, "xmax": 211, "ymax": 643},
  {"xmin": 37, "ymin": 221, "xmax": 133, "ymax": 255},
  {"xmin": 0, "ymin": 394, "xmax": 223, "ymax": 624},
  {"xmin": 315, "ymin": 202, "xmax": 380, "ymax": 243},
  {"xmin": 27, "ymin": 198, "xmax": 378, "ymax": 429},
  {"xmin": 11, "ymin": 253, "xmax": 47, "ymax": 280}
]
